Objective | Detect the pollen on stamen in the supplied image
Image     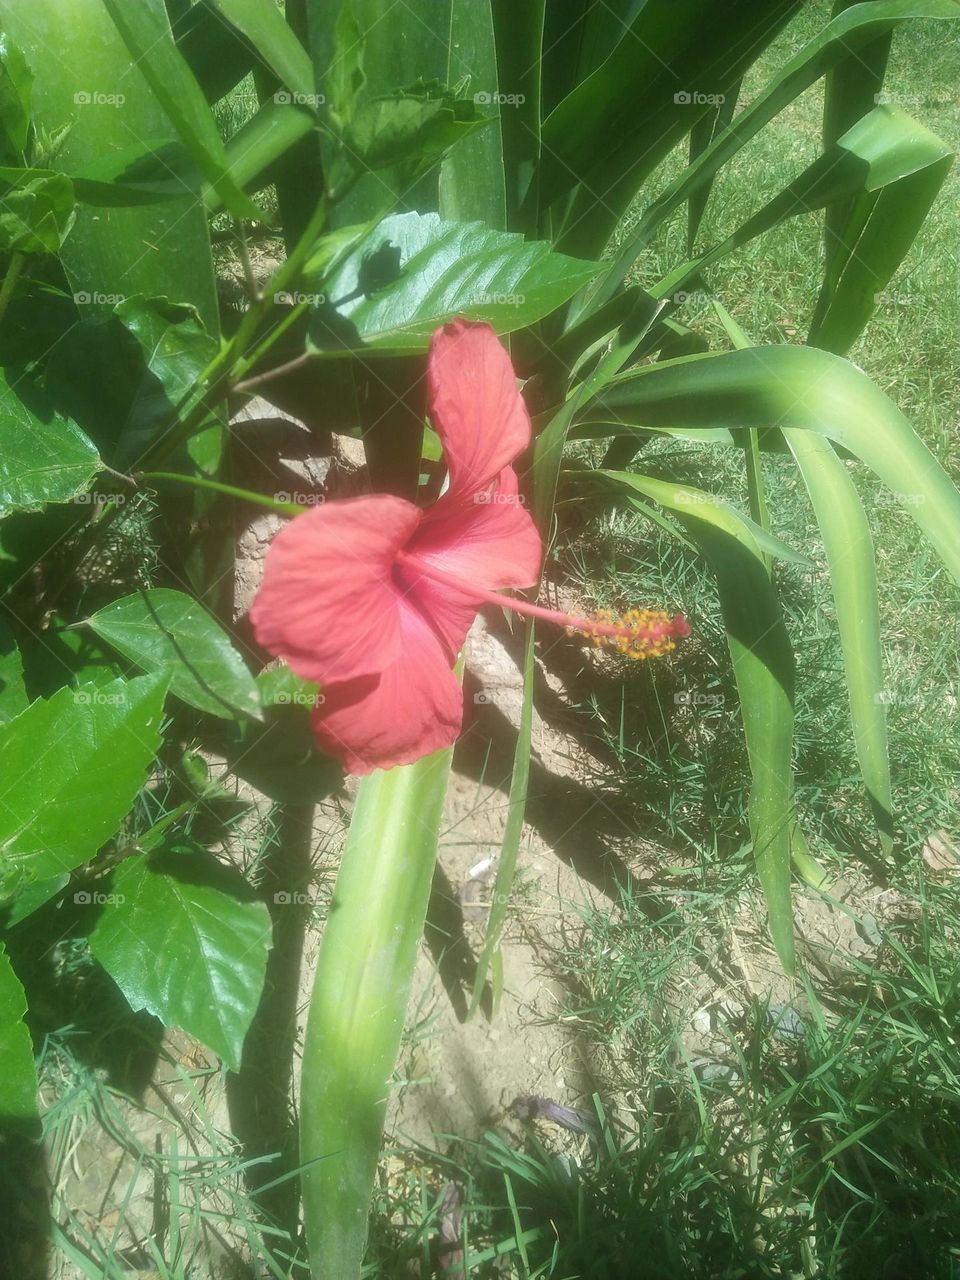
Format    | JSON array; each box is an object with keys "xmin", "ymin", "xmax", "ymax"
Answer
[{"xmin": 568, "ymin": 607, "xmax": 691, "ymax": 661}]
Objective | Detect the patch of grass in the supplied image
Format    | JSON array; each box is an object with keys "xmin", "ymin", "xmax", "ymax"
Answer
[{"xmin": 454, "ymin": 870, "xmax": 960, "ymax": 1279}]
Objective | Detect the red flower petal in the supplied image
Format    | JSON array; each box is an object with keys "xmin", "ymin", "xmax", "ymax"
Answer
[
  {"xmin": 400, "ymin": 468, "xmax": 542, "ymax": 655},
  {"xmin": 427, "ymin": 321, "xmax": 531, "ymax": 501},
  {"xmin": 250, "ymin": 494, "xmax": 421, "ymax": 685},
  {"xmin": 310, "ymin": 598, "xmax": 463, "ymax": 774}
]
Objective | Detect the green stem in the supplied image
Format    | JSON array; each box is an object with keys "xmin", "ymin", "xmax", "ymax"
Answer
[
  {"xmin": 140, "ymin": 471, "xmax": 304, "ymax": 515},
  {"xmin": 0, "ymin": 252, "xmax": 26, "ymax": 330}
]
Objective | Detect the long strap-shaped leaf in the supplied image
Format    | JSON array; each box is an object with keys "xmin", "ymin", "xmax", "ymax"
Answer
[
  {"xmin": 576, "ymin": 345, "xmax": 960, "ymax": 588},
  {"xmin": 595, "ymin": 470, "xmax": 798, "ymax": 974},
  {"xmin": 783, "ymin": 430, "xmax": 893, "ymax": 856},
  {"xmin": 582, "ymin": 0, "xmax": 960, "ymax": 314},
  {"xmin": 299, "ymin": 747, "xmax": 453, "ymax": 1279}
]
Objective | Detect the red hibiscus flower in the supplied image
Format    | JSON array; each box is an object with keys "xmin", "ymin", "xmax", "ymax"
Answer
[{"xmin": 250, "ymin": 320, "xmax": 689, "ymax": 775}]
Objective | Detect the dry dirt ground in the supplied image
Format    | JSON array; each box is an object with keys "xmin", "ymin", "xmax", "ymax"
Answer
[{"xmin": 34, "ymin": 414, "xmax": 905, "ymax": 1279}]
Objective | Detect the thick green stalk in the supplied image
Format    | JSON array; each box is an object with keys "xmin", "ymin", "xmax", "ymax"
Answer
[{"xmin": 300, "ymin": 746, "xmax": 454, "ymax": 1278}]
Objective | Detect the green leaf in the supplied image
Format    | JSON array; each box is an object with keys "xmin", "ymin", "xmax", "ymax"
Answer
[
  {"xmin": 99, "ymin": 0, "xmax": 261, "ymax": 220},
  {"xmin": 541, "ymin": 0, "xmax": 802, "ymax": 257},
  {"xmin": 808, "ymin": 108, "xmax": 952, "ymax": 354},
  {"xmin": 108, "ymin": 295, "xmax": 219, "ymax": 468},
  {"xmin": 0, "ymin": 34, "xmax": 33, "ymax": 156},
  {"xmin": 0, "ymin": 673, "xmax": 167, "ymax": 890},
  {"xmin": 585, "ymin": 0, "xmax": 960, "ymax": 312},
  {"xmin": 208, "ymin": 0, "xmax": 313, "ymax": 99},
  {"xmin": 88, "ymin": 850, "xmax": 271, "ymax": 1071},
  {"xmin": 0, "ymin": 0, "xmax": 220, "ymax": 333},
  {"xmin": 87, "ymin": 589, "xmax": 261, "ymax": 722},
  {"xmin": 300, "ymin": 745, "xmax": 454, "ymax": 1278},
  {"xmin": 783, "ymin": 430, "xmax": 893, "ymax": 854},
  {"xmin": 341, "ymin": 82, "xmax": 486, "ymax": 183},
  {"xmin": 0, "ymin": 166, "xmax": 75, "ymax": 254},
  {"xmin": 577, "ymin": 346, "xmax": 960, "ymax": 589},
  {"xmin": 439, "ymin": 0, "xmax": 506, "ymax": 229},
  {"xmin": 0, "ymin": 941, "xmax": 37, "ymax": 1121},
  {"xmin": 0, "ymin": 620, "xmax": 27, "ymax": 722},
  {"xmin": 309, "ymin": 211, "xmax": 598, "ymax": 353},
  {"xmin": 0, "ymin": 374, "xmax": 101, "ymax": 517},
  {"xmin": 596, "ymin": 469, "xmax": 797, "ymax": 973},
  {"xmin": 468, "ymin": 624, "xmax": 535, "ymax": 1019}
]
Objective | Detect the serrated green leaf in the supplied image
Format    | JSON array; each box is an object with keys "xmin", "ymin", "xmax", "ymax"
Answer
[
  {"xmin": 0, "ymin": 673, "xmax": 167, "ymax": 890},
  {"xmin": 0, "ymin": 620, "xmax": 27, "ymax": 723},
  {"xmin": 0, "ymin": 34, "xmax": 33, "ymax": 157},
  {"xmin": 0, "ymin": 166, "xmax": 74, "ymax": 255},
  {"xmin": 87, "ymin": 589, "xmax": 261, "ymax": 722},
  {"xmin": 88, "ymin": 850, "xmax": 271, "ymax": 1070},
  {"xmin": 0, "ymin": 941, "xmax": 37, "ymax": 1120},
  {"xmin": 309, "ymin": 211, "xmax": 598, "ymax": 353},
  {"xmin": 0, "ymin": 374, "xmax": 101, "ymax": 517}
]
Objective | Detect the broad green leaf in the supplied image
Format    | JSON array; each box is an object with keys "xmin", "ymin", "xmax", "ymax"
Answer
[
  {"xmin": 341, "ymin": 82, "xmax": 486, "ymax": 185},
  {"xmin": 439, "ymin": 0, "xmax": 506, "ymax": 229},
  {"xmin": 301, "ymin": 745, "xmax": 454, "ymax": 1279},
  {"xmin": 587, "ymin": 0, "xmax": 960, "ymax": 312},
  {"xmin": 0, "ymin": 0, "xmax": 220, "ymax": 333},
  {"xmin": 541, "ymin": 0, "xmax": 802, "ymax": 257},
  {"xmin": 0, "ymin": 375, "xmax": 101, "ymax": 517},
  {"xmin": 0, "ymin": 673, "xmax": 167, "ymax": 889},
  {"xmin": 87, "ymin": 589, "xmax": 261, "ymax": 722},
  {"xmin": 70, "ymin": 140, "xmax": 200, "ymax": 207},
  {"xmin": 596, "ymin": 469, "xmax": 796, "ymax": 973},
  {"xmin": 783, "ymin": 430, "xmax": 893, "ymax": 854},
  {"xmin": 99, "ymin": 0, "xmax": 261, "ymax": 220},
  {"xmin": 109, "ymin": 295, "xmax": 219, "ymax": 469},
  {"xmin": 1, "ymin": 875, "xmax": 69, "ymax": 927},
  {"xmin": 0, "ymin": 34, "xmax": 32, "ymax": 156},
  {"xmin": 208, "ymin": 0, "xmax": 313, "ymax": 98},
  {"xmin": 88, "ymin": 850, "xmax": 271, "ymax": 1071},
  {"xmin": 309, "ymin": 211, "xmax": 598, "ymax": 353},
  {"xmin": 0, "ymin": 620, "xmax": 27, "ymax": 722},
  {"xmin": 488, "ymin": 0, "xmax": 544, "ymax": 236},
  {"xmin": 0, "ymin": 167, "xmax": 74, "ymax": 254},
  {"xmin": 576, "ymin": 346, "xmax": 960, "ymax": 589},
  {"xmin": 172, "ymin": 0, "xmax": 258, "ymax": 104},
  {"xmin": 0, "ymin": 942, "xmax": 37, "ymax": 1121}
]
